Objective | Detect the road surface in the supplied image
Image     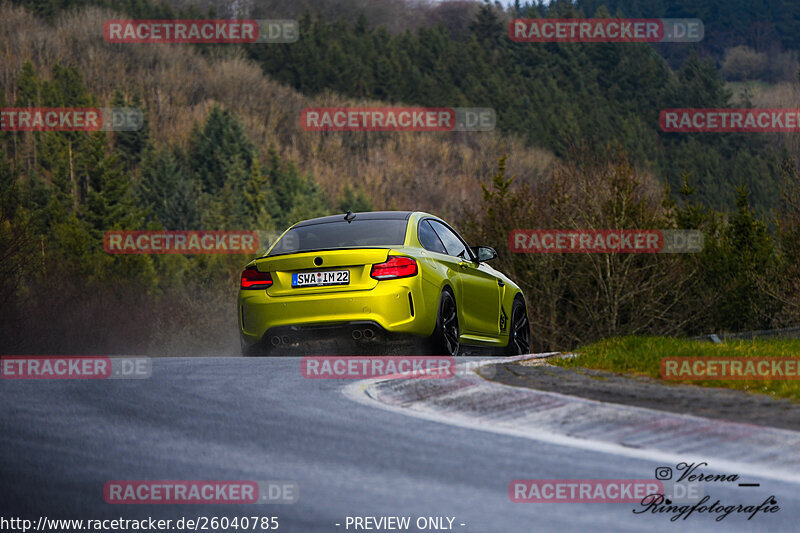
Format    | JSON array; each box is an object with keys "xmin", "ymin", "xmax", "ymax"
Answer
[{"xmin": 2, "ymin": 357, "xmax": 798, "ymax": 532}]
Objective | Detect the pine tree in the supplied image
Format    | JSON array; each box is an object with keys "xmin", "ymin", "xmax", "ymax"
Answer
[
  {"xmin": 136, "ymin": 143, "xmax": 200, "ymax": 230},
  {"xmin": 337, "ymin": 185, "xmax": 372, "ymax": 213},
  {"xmin": 242, "ymin": 158, "xmax": 277, "ymax": 232},
  {"xmin": 187, "ymin": 106, "xmax": 254, "ymax": 194},
  {"xmin": 111, "ymin": 90, "xmax": 149, "ymax": 171}
]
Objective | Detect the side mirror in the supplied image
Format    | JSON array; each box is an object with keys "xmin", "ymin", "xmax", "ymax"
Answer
[{"xmin": 473, "ymin": 246, "xmax": 498, "ymax": 262}]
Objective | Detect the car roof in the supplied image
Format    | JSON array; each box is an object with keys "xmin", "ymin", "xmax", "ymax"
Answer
[{"xmin": 292, "ymin": 211, "xmax": 415, "ymax": 227}]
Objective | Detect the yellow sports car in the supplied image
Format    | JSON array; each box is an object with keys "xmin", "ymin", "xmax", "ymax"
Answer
[{"xmin": 238, "ymin": 211, "xmax": 529, "ymax": 356}]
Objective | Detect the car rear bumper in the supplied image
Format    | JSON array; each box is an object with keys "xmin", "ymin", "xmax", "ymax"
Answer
[
  {"xmin": 238, "ymin": 280, "xmax": 431, "ymax": 349},
  {"xmin": 261, "ymin": 320, "xmax": 420, "ymax": 351}
]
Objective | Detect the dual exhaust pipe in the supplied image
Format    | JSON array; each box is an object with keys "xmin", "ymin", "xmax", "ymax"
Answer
[
  {"xmin": 270, "ymin": 327, "xmax": 377, "ymax": 346},
  {"xmin": 270, "ymin": 335, "xmax": 291, "ymax": 346},
  {"xmin": 351, "ymin": 328, "xmax": 376, "ymax": 341}
]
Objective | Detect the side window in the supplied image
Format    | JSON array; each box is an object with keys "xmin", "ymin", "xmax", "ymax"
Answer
[
  {"xmin": 418, "ymin": 220, "xmax": 447, "ymax": 254},
  {"xmin": 429, "ymin": 220, "xmax": 469, "ymax": 259}
]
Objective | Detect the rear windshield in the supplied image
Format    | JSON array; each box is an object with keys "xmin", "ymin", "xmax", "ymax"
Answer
[{"xmin": 268, "ymin": 219, "xmax": 408, "ymax": 256}]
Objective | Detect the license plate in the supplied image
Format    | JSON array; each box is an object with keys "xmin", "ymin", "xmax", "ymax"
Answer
[{"xmin": 292, "ymin": 270, "xmax": 349, "ymax": 287}]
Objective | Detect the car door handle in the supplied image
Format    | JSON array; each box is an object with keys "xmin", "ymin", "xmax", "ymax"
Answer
[
  {"xmin": 498, "ymin": 280, "xmax": 505, "ymax": 287},
  {"xmin": 458, "ymin": 261, "xmax": 470, "ymax": 269}
]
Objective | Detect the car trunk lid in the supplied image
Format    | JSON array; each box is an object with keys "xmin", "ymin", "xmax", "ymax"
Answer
[{"xmin": 253, "ymin": 249, "xmax": 389, "ymax": 296}]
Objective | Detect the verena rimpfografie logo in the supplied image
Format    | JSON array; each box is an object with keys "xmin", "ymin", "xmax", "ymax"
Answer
[
  {"xmin": 634, "ymin": 462, "xmax": 779, "ymax": 522},
  {"xmin": 1, "ymin": 108, "xmax": 142, "ymax": 131},
  {"xmin": 661, "ymin": 109, "xmax": 800, "ymax": 132},
  {"xmin": 103, "ymin": 231, "xmax": 260, "ymax": 254},
  {"xmin": 661, "ymin": 357, "xmax": 800, "ymax": 380},
  {"xmin": 509, "ymin": 230, "xmax": 704, "ymax": 254},
  {"xmin": 509, "ymin": 19, "xmax": 703, "ymax": 43},
  {"xmin": 104, "ymin": 481, "xmax": 298, "ymax": 504},
  {"xmin": 301, "ymin": 356, "xmax": 455, "ymax": 379},
  {"xmin": 300, "ymin": 107, "xmax": 495, "ymax": 132},
  {"xmin": 1, "ymin": 356, "xmax": 150, "ymax": 379},
  {"xmin": 104, "ymin": 19, "xmax": 298, "ymax": 43}
]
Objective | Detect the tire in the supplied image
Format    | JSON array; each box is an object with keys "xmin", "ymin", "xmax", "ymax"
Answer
[
  {"xmin": 430, "ymin": 289, "xmax": 460, "ymax": 356},
  {"xmin": 505, "ymin": 297, "xmax": 531, "ymax": 355}
]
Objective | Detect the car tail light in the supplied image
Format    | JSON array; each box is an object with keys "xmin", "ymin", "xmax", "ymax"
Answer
[
  {"xmin": 370, "ymin": 256, "xmax": 418, "ymax": 280},
  {"xmin": 241, "ymin": 266, "xmax": 272, "ymax": 289}
]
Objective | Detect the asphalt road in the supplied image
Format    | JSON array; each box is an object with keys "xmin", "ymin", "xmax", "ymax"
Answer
[{"xmin": 2, "ymin": 357, "xmax": 799, "ymax": 532}]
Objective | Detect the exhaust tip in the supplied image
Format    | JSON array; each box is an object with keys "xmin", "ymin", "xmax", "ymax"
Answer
[
  {"xmin": 363, "ymin": 328, "xmax": 375, "ymax": 339},
  {"xmin": 270, "ymin": 336, "xmax": 281, "ymax": 346},
  {"xmin": 281, "ymin": 335, "xmax": 290, "ymax": 345},
  {"xmin": 352, "ymin": 329, "xmax": 363, "ymax": 340}
]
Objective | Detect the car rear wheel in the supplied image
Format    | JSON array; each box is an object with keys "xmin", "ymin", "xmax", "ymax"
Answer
[
  {"xmin": 431, "ymin": 289, "xmax": 459, "ymax": 356},
  {"xmin": 506, "ymin": 297, "xmax": 530, "ymax": 355}
]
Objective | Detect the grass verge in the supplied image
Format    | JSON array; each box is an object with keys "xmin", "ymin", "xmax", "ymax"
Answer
[{"xmin": 551, "ymin": 336, "xmax": 800, "ymax": 402}]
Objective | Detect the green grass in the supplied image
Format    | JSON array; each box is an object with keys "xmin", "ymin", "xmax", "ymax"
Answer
[{"xmin": 551, "ymin": 336, "xmax": 800, "ymax": 402}]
